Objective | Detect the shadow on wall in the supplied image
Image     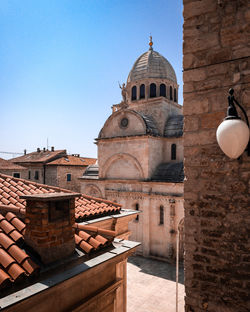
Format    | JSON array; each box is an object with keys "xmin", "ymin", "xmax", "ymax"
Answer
[{"xmin": 128, "ymin": 255, "xmax": 184, "ymax": 285}]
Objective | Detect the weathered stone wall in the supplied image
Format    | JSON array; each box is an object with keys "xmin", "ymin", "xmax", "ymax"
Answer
[
  {"xmin": 80, "ymin": 178, "xmax": 184, "ymax": 260},
  {"xmin": 183, "ymin": 1, "xmax": 250, "ymax": 311},
  {"xmin": 0, "ymin": 169, "xmax": 28, "ymax": 180}
]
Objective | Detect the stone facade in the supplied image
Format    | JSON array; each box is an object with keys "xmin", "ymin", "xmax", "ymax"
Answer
[
  {"xmin": 183, "ymin": 1, "xmax": 250, "ymax": 311},
  {"xmin": 81, "ymin": 41, "xmax": 184, "ymax": 260},
  {"xmin": 45, "ymin": 165, "xmax": 89, "ymax": 192}
]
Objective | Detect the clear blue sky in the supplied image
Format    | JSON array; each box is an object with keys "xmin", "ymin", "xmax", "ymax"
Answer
[{"xmin": 0, "ymin": 0, "xmax": 183, "ymax": 158}]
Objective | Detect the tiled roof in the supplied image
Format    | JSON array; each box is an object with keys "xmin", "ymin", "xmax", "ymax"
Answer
[
  {"xmin": 0, "ymin": 211, "xmax": 115, "ymax": 290},
  {"xmin": 151, "ymin": 162, "xmax": 184, "ymax": 182},
  {"xmin": 138, "ymin": 113, "xmax": 160, "ymax": 136},
  {"xmin": 164, "ymin": 115, "xmax": 183, "ymax": 138},
  {"xmin": 10, "ymin": 150, "xmax": 67, "ymax": 164},
  {"xmin": 0, "ymin": 174, "xmax": 121, "ymax": 221},
  {"xmin": 47, "ymin": 156, "xmax": 97, "ymax": 166},
  {"xmin": 82, "ymin": 163, "xmax": 99, "ymax": 179},
  {"xmin": 127, "ymin": 49, "xmax": 177, "ymax": 83},
  {"xmin": 0, "ymin": 158, "xmax": 27, "ymax": 171}
]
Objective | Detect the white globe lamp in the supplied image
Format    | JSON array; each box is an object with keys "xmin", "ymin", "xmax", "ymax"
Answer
[{"xmin": 216, "ymin": 89, "xmax": 250, "ymax": 159}]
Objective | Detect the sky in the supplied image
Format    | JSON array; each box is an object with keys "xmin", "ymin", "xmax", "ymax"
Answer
[{"xmin": 0, "ymin": 0, "xmax": 183, "ymax": 159}]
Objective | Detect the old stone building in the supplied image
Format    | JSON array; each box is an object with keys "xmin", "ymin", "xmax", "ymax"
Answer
[
  {"xmin": 10, "ymin": 149, "xmax": 96, "ymax": 192},
  {"xmin": 46, "ymin": 155, "xmax": 96, "ymax": 192},
  {"xmin": 183, "ymin": 0, "xmax": 250, "ymax": 311},
  {"xmin": 0, "ymin": 157, "xmax": 28, "ymax": 179},
  {"xmin": 10, "ymin": 147, "xmax": 67, "ymax": 184},
  {"xmin": 81, "ymin": 38, "xmax": 184, "ymax": 260}
]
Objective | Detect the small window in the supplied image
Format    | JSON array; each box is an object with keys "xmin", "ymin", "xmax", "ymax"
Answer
[
  {"xmin": 150, "ymin": 83, "xmax": 156, "ymax": 98},
  {"xmin": 34, "ymin": 171, "xmax": 39, "ymax": 180},
  {"xmin": 135, "ymin": 203, "xmax": 139, "ymax": 221},
  {"xmin": 171, "ymin": 144, "xmax": 176, "ymax": 160},
  {"xmin": 13, "ymin": 172, "xmax": 20, "ymax": 178},
  {"xmin": 140, "ymin": 84, "xmax": 145, "ymax": 99},
  {"xmin": 160, "ymin": 206, "xmax": 164, "ymax": 225},
  {"xmin": 67, "ymin": 173, "xmax": 71, "ymax": 181},
  {"xmin": 174, "ymin": 88, "xmax": 177, "ymax": 102},
  {"xmin": 131, "ymin": 86, "xmax": 137, "ymax": 101},
  {"xmin": 28, "ymin": 171, "xmax": 31, "ymax": 179},
  {"xmin": 170, "ymin": 86, "xmax": 173, "ymax": 100},
  {"xmin": 160, "ymin": 84, "xmax": 166, "ymax": 97}
]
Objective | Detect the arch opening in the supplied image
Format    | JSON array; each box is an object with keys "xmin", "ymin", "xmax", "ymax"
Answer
[
  {"xmin": 150, "ymin": 83, "xmax": 156, "ymax": 98},
  {"xmin": 160, "ymin": 84, "xmax": 166, "ymax": 97}
]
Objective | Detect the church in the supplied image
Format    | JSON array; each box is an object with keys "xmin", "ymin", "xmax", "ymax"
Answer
[{"xmin": 80, "ymin": 38, "xmax": 184, "ymax": 260}]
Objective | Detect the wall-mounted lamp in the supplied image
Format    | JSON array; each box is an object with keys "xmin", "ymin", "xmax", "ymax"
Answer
[{"xmin": 216, "ymin": 89, "xmax": 250, "ymax": 159}]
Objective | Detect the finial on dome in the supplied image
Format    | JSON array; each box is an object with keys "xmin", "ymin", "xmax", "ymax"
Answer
[{"xmin": 149, "ymin": 35, "xmax": 153, "ymax": 50}]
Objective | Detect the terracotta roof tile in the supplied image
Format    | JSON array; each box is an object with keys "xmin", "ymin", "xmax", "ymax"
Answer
[
  {"xmin": 10, "ymin": 150, "xmax": 67, "ymax": 164},
  {"xmin": 47, "ymin": 155, "xmax": 97, "ymax": 166},
  {"xmin": 0, "ymin": 210, "xmax": 115, "ymax": 290},
  {"xmin": 0, "ymin": 173, "xmax": 121, "ymax": 221}
]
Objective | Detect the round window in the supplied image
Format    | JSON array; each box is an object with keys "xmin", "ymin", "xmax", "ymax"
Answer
[{"xmin": 120, "ymin": 117, "xmax": 129, "ymax": 128}]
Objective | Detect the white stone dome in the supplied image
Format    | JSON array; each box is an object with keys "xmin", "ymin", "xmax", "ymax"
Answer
[{"xmin": 127, "ymin": 48, "xmax": 177, "ymax": 84}]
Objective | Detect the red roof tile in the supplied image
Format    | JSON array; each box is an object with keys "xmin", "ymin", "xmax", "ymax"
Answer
[
  {"xmin": 0, "ymin": 158, "xmax": 27, "ymax": 171},
  {"xmin": 10, "ymin": 150, "xmax": 67, "ymax": 164},
  {"xmin": 0, "ymin": 211, "xmax": 115, "ymax": 290},
  {"xmin": 47, "ymin": 155, "xmax": 97, "ymax": 166},
  {"xmin": 0, "ymin": 173, "xmax": 121, "ymax": 221}
]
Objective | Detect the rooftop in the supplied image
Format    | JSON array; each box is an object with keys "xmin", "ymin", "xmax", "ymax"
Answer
[
  {"xmin": 10, "ymin": 149, "xmax": 67, "ymax": 164},
  {"xmin": 151, "ymin": 162, "xmax": 184, "ymax": 183},
  {"xmin": 0, "ymin": 173, "xmax": 121, "ymax": 222},
  {"xmin": 127, "ymin": 44, "xmax": 177, "ymax": 84},
  {"xmin": 47, "ymin": 156, "xmax": 97, "ymax": 166},
  {"xmin": 0, "ymin": 158, "xmax": 27, "ymax": 171},
  {"xmin": 0, "ymin": 208, "xmax": 126, "ymax": 296}
]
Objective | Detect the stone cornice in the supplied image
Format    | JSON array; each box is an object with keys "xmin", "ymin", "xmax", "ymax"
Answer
[
  {"xmin": 105, "ymin": 189, "xmax": 183, "ymax": 201},
  {"xmin": 96, "ymin": 135, "xmax": 182, "ymax": 143}
]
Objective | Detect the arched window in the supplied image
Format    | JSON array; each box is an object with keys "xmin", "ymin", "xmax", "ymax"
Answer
[
  {"xmin": 160, "ymin": 206, "xmax": 164, "ymax": 225},
  {"xmin": 131, "ymin": 86, "xmax": 137, "ymax": 101},
  {"xmin": 150, "ymin": 83, "xmax": 156, "ymax": 98},
  {"xmin": 174, "ymin": 88, "xmax": 177, "ymax": 102},
  {"xmin": 140, "ymin": 84, "xmax": 145, "ymax": 99},
  {"xmin": 171, "ymin": 144, "xmax": 176, "ymax": 160},
  {"xmin": 135, "ymin": 203, "xmax": 139, "ymax": 221},
  {"xmin": 160, "ymin": 84, "xmax": 166, "ymax": 97},
  {"xmin": 170, "ymin": 86, "xmax": 173, "ymax": 100}
]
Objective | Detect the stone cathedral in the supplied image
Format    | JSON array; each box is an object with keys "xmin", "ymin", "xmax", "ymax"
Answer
[{"xmin": 80, "ymin": 38, "xmax": 184, "ymax": 260}]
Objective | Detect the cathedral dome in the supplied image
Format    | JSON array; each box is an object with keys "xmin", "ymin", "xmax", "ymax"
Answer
[{"xmin": 127, "ymin": 41, "xmax": 177, "ymax": 84}]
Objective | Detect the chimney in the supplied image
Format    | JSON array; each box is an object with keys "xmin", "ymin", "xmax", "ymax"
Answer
[
  {"xmin": 21, "ymin": 193, "xmax": 80, "ymax": 264},
  {"xmin": 43, "ymin": 147, "xmax": 46, "ymax": 152},
  {"xmin": 51, "ymin": 146, "xmax": 54, "ymax": 152},
  {"xmin": 37, "ymin": 148, "xmax": 41, "ymax": 153},
  {"xmin": 24, "ymin": 149, "xmax": 27, "ymax": 155}
]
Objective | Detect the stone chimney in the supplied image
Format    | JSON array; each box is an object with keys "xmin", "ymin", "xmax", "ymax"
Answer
[
  {"xmin": 37, "ymin": 148, "xmax": 41, "ymax": 153},
  {"xmin": 21, "ymin": 193, "xmax": 80, "ymax": 264},
  {"xmin": 51, "ymin": 146, "xmax": 54, "ymax": 152}
]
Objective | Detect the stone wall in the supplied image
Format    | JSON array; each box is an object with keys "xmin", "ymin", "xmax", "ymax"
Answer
[
  {"xmin": 80, "ymin": 179, "xmax": 184, "ymax": 260},
  {"xmin": 183, "ymin": 1, "xmax": 250, "ymax": 311},
  {"xmin": 46, "ymin": 165, "xmax": 87, "ymax": 192}
]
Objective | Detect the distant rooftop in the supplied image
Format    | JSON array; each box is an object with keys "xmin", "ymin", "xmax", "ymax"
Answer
[
  {"xmin": 47, "ymin": 155, "xmax": 96, "ymax": 166},
  {"xmin": 10, "ymin": 149, "xmax": 67, "ymax": 164},
  {"xmin": 0, "ymin": 158, "xmax": 27, "ymax": 170}
]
